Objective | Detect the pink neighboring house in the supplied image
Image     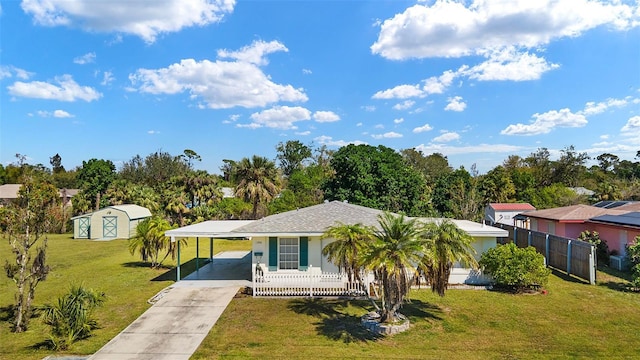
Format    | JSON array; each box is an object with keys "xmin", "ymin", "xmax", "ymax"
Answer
[{"xmin": 525, "ymin": 204, "xmax": 640, "ymax": 257}]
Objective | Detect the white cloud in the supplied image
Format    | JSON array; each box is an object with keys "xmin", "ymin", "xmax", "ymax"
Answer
[
  {"xmin": 415, "ymin": 143, "xmax": 522, "ymax": 156},
  {"xmin": 432, "ymin": 131, "xmax": 460, "ymax": 143},
  {"xmin": 247, "ymin": 106, "xmax": 311, "ymax": 130},
  {"xmin": 413, "ymin": 123, "xmax": 433, "ymax": 133},
  {"xmin": 302, "ymin": 69, "xmax": 312, "ymax": 75},
  {"xmin": 73, "ymin": 52, "xmax": 95, "ymax": 64},
  {"xmin": 374, "ymin": 124, "xmax": 384, "ymax": 129},
  {"xmin": 371, "ymin": 1, "xmax": 639, "ymax": 60},
  {"xmin": 295, "ymin": 130, "xmax": 311, "ymax": 136},
  {"xmin": 148, "ymin": 130, "xmax": 160, "ymax": 135},
  {"xmin": 314, "ymin": 135, "xmax": 367, "ymax": 147},
  {"xmin": 393, "ymin": 100, "xmax": 415, "ymax": 110},
  {"xmin": 8, "ymin": 74, "xmax": 102, "ymax": 102},
  {"xmin": 361, "ymin": 105, "xmax": 376, "ymax": 112},
  {"xmin": 53, "ymin": 109, "xmax": 73, "ymax": 118},
  {"xmin": 217, "ymin": 40, "xmax": 287, "ymax": 66},
  {"xmin": 0, "ymin": 66, "xmax": 33, "ymax": 80},
  {"xmin": 621, "ymin": 115, "xmax": 640, "ymax": 134},
  {"xmin": 313, "ymin": 111, "xmax": 340, "ymax": 123},
  {"xmin": 600, "ymin": 134, "xmax": 610, "ymax": 140},
  {"xmin": 394, "ymin": 118, "xmax": 404, "ymax": 124},
  {"xmin": 356, "ymin": 122, "xmax": 363, "ymax": 127},
  {"xmin": 464, "ymin": 47, "xmax": 560, "ymax": 81},
  {"xmin": 372, "ymin": 131, "xmax": 403, "ymax": 139},
  {"xmin": 129, "ymin": 41, "xmax": 307, "ymax": 109},
  {"xmin": 444, "ymin": 96, "xmax": 466, "ymax": 112},
  {"xmin": 501, "ymin": 108, "xmax": 588, "ymax": 136},
  {"xmin": 21, "ymin": 0, "xmax": 235, "ymax": 43},
  {"xmin": 373, "ymin": 70, "xmax": 457, "ymax": 100},
  {"xmin": 101, "ymin": 71, "xmax": 114, "ymax": 86},
  {"xmin": 372, "ymin": 84, "xmax": 423, "ymax": 100},
  {"xmin": 581, "ymin": 97, "xmax": 632, "ymax": 116}
]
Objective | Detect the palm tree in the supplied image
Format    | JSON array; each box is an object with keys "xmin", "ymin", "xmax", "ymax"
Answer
[
  {"xmin": 362, "ymin": 212, "xmax": 426, "ymax": 323},
  {"xmin": 420, "ymin": 219, "xmax": 477, "ymax": 297},
  {"xmin": 234, "ymin": 155, "xmax": 281, "ymax": 219},
  {"xmin": 129, "ymin": 216, "xmax": 176, "ymax": 268},
  {"xmin": 321, "ymin": 222, "xmax": 372, "ymax": 284}
]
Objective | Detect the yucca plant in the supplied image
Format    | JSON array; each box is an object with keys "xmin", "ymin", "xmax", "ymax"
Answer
[{"xmin": 40, "ymin": 285, "xmax": 106, "ymax": 350}]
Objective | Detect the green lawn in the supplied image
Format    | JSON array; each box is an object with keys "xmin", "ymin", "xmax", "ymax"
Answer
[
  {"xmin": 3, "ymin": 235, "xmax": 640, "ymax": 359},
  {"xmin": 192, "ymin": 269, "xmax": 640, "ymax": 359},
  {"xmin": 0, "ymin": 233, "xmax": 251, "ymax": 360}
]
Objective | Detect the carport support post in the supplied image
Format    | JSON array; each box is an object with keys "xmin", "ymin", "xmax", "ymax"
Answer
[
  {"xmin": 196, "ymin": 237, "xmax": 199, "ymax": 273},
  {"xmin": 173, "ymin": 236, "xmax": 181, "ymax": 282},
  {"xmin": 209, "ymin": 237, "xmax": 213, "ymax": 261}
]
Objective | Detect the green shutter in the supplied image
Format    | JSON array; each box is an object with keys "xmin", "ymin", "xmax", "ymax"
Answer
[
  {"xmin": 299, "ymin": 237, "xmax": 308, "ymax": 270},
  {"xmin": 268, "ymin": 237, "xmax": 278, "ymax": 271}
]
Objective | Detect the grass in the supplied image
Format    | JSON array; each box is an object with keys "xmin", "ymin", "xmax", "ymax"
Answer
[
  {"xmin": 192, "ymin": 270, "xmax": 640, "ymax": 359},
  {"xmin": 0, "ymin": 233, "xmax": 251, "ymax": 360},
  {"xmin": 4, "ymin": 235, "xmax": 640, "ymax": 359}
]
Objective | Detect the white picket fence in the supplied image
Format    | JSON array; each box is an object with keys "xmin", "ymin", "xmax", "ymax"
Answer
[{"xmin": 252, "ymin": 265, "xmax": 369, "ymax": 297}]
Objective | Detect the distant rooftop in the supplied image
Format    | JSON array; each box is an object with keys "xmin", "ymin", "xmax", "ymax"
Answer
[
  {"xmin": 592, "ymin": 200, "xmax": 638, "ymax": 209},
  {"xmin": 488, "ymin": 203, "xmax": 536, "ymax": 211},
  {"xmin": 523, "ymin": 204, "xmax": 629, "ymax": 222}
]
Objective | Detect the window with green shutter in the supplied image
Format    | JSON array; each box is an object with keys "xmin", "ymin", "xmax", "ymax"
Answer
[
  {"xmin": 299, "ymin": 237, "xmax": 308, "ymax": 270},
  {"xmin": 268, "ymin": 237, "xmax": 278, "ymax": 271}
]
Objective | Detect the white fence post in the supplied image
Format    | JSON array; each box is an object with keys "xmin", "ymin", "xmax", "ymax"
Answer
[{"xmin": 567, "ymin": 240, "xmax": 572, "ymax": 275}]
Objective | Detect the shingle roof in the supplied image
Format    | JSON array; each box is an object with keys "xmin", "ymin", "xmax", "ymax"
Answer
[
  {"xmin": 0, "ymin": 184, "xmax": 22, "ymax": 199},
  {"xmin": 488, "ymin": 203, "xmax": 536, "ymax": 211},
  {"xmin": 233, "ymin": 201, "xmax": 384, "ymax": 234},
  {"xmin": 523, "ymin": 204, "xmax": 629, "ymax": 222}
]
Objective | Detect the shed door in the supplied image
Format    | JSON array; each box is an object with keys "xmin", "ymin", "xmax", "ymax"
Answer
[
  {"xmin": 103, "ymin": 216, "xmax": 117, "ymax": 238},
  {"xmin": 78, "ymin": 217, "xmax": 90, "ymax": 238}
]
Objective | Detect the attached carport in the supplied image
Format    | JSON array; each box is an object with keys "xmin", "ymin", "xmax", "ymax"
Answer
[{"xmin": 165, "ymin": 220, "xmax": 254, "ymax": 281}]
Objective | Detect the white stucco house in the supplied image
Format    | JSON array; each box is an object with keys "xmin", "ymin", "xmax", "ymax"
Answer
[
  {"xmin": 485, "ymin": 203, "xmax": 536, "ymax": 228},
  {"xmin": 71, "ymin": 204, "xmax": 152, "ymax": 240},
  {"xmin": 166, "ymin": 201, "xmax": 507, "ymax": 296}
]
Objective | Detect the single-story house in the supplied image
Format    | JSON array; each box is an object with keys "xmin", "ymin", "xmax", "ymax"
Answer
[
  {"xmin": 586, "ymin": 212, "xmax": 640, "ymax": 259},
  {"xmin": 0, "ymin": 183, "xmax": 78, "ymax": 206},
  {"xmin": 166, "ymin": 201, "xmax": 508, "ymax": 294},
  {"xmin": 485, "ymin": 203, "xmax": 536, "ymax": 228},
  {"xmin": 71, "ymin": 204, "xmax": 152, "ymax": 240},
  {"xmin": 525, "ymin": 204, "xmax": 629, "ymax": 240}
]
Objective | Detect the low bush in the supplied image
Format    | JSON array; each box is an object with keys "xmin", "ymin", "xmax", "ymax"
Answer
[{"xmin": 479, "ymin": 243, "xmax": 550, "ymax": 292}]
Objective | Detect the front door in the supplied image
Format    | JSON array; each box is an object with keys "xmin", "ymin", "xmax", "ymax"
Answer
[{"xmin": 103, "ymin": 216, "xmax": 117, "ymax": 238}]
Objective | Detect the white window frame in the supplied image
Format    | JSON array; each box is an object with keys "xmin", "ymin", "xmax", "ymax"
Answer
[{"xmin": 279, "ymin": 237, "xmax": 299, "ymax": 270}]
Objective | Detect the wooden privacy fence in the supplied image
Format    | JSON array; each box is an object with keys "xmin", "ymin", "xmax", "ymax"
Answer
[
  {"xmin": 252, "ymin": 265, "xmax": 369, "ymax": 297},
  {"xmin": 494, "ymin": 224, "xmax": 596, "ymax": 284}
]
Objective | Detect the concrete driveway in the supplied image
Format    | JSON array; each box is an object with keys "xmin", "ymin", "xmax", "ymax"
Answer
[{"xmin": 90, "ymin": 251, "xmax": 251, "ymax": 360}]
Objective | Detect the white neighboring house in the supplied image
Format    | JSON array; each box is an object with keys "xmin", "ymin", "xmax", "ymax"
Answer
[
  {"xmin": 167, "ymin": 201, "xmax": 508, "ymax": 296},
  {"xmin": 71, "ymin": 204, "xmax": 151, "ymax": 240},
  {"xmin": 485, "ymin": 203, "xmax": 536, "ymax": 228}
]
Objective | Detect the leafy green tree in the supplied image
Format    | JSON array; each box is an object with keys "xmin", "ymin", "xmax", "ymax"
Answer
[
  {"xmin": 181, "ymin": 149, "xmax": 201, "ymax": 169},
  {"xmin": 420, "ymin": 219, "xmax": 477, "ymax": 297},
  {"xmin": 235, "ymin": 155, "xmax": 282, "ymax": 219},
  {"xmin": 525, "ymin": 148, "xmax": 553, "ymax": 187},
  {"xmin": 77, "ymin": 159, "xmax": 116, "ymax": 210},
  {"xmin": 323, "ymin": 144, "xmax": 432, "ymax": 216},
  {"xmin": 276, "ymin": 140, "xmax": 312, "ymax": 177},
  {"xmin": 0, "ymin": 164, "xmax": 7, "ymax": 184},
  {"xmin": 627, "ymin": 239, "xmax": 640, "ymax": 290},
  {"xmin": 433, "ymin": 167, "xmax": 481, "ymax": 220},
  {"xmin": 41, "ymin": 285, "xmax": 106, "ymax": 350},
  {"xmin": 49, "ymin": 153, "xmax": 65, "ymax": 174},
  {"xmin": 322, "ymin": 222, "xmax": 373, "ymax": 284},
  {"xmin": 3, "ymin": 176, "xmax": 58, "ymax": 332},
  {"xmin": 362, "ymin": 212, "xmax": 427, "ymax": 323},
  {"xmin": 401, "ymin": 149, "xmax": 452, "ymax": 184},
  {"xmin": 597, "ymin": 153, "xmax": 620, "ymax": 173},
  {"xmin": 119, "ymin": 151, "xmax": 190, "ymax": 189},
  {"xmin": 552, "ymin": 145, "xmax": 589, "ymax": 187},
  {"xmin": 479, "ymin": 166, "xmax": 516, "ymax": 205},
  {"xmin": 479, "ymin": 243, "xmax": 551, "ymax": 292}
]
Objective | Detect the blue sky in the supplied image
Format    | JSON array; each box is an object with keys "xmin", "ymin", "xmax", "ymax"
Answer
[{"xmin": 1, "ymin": 0, "xmax": 640, "ymax": 175}]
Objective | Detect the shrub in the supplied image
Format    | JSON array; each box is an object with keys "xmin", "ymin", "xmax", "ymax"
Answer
[
  {"xmin": 626, "ymin": 240, "xmax": 640, "ymax": 291},
  {"xmin": 578, "ymin": 230, "xmax": 609, "ymax": 265},
  {"xmin": 479, "ymin": 243, "xmax": 551, "ymax": 291},
  {"xmin": 40, "ymin": 285, "xmax": 106, "ymax": 350}
]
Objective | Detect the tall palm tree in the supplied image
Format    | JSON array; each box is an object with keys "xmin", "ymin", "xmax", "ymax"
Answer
[
  {"xmin": 420, "ymin": 219, "xmax": 477, "ymax": 297},
  {"xmin": 129, "ymin": 216, "xmax": 176, "ymax": 268},
  {"xmin": 234, "ymin": 155, "xmax": 281, "ymax": 219},
  {"xmin": 362, "ymin": 212, "xmax": 426, "ymax": 323},
  {"xmin": 321, "ymin": 222, "xmax": 372, "ymax": 284}
]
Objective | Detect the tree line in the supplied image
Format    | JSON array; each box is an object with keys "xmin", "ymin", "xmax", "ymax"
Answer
[{"xmin": 2, "ymin": 143, "xmax": 640, "ymax": 229}]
